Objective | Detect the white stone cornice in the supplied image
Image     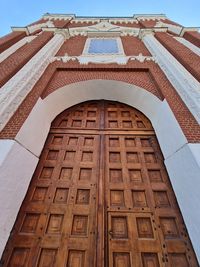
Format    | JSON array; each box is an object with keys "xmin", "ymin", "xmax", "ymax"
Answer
[
  {"xmin": 0, "ymin": 33, "xmax": 65, "ymax": 131},
  {"xmin": 143, "ymin": 33, "xmax": 200, "ymax": 123},
  {"xmin": 109, "ymin": 19, "xmax": 139, "ymax": 24},
  {"xmin": 69, "ymin": 21, "xmax": 140, "ymax": 37},
  {"xmin": 134, "ymin": 14, "xmax": 167, "ymax": 21},
  {"xmin": 11, "ymin": 21, "xmax": 55, "ymax": 35},
  {"xmin": 180, "ymin": 27, "xmax": 200, "ymax": 37},
  {"xmin": 0, "ymin": 36, "xmax": 36, "ymax": 63},
  {"xmin": 43, "ymin": 14, "xmax": 75, "ymax": 21},
  {"xmin": 155, "ymin": 21, "xmax": 183, "ymax": 35},
  {"xmin": 11, "ymin": 27, "xmax": 29, "ymax": 35},
  {"xmin": 174, "ymin": 37, "xmax": 200, "ymax": 57}
]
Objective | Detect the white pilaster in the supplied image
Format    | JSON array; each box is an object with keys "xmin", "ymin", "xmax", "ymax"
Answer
[
  {"xmin": 142, "ymin": 32, "xmax": 200, "ymax": 123},
  {"xmin": 0, "ymin": 32, "xmax": 66, "ymax": 131}
]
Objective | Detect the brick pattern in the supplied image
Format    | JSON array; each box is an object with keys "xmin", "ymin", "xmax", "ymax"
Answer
[
  {"xmin": 161, "ymin": 19, "xmax": 182, "ymax": 26},
  {"xmin": 0, "ymin": 31, "xmax": 27, "ymax": 54},
  {"xmin": 183, "ymin": 31, "xmax": 200, "ymax": 48},
  {"xmin": 0, "ymin": 31, "xmax": 53, "ymax": 88},
  {"xmin": 56, "ymin": 36, "xmax": 87, "ymax": 56},
  {"xmin": 53, "ymin": 19, "xmax": 71, "ymax": 28},
  {"xmin": 155, "ymin": 32, "xmax": 200, "ymax": 82},
  {"xmin": 138, "ymin": 19, "xmax": 159, "ymax": 28},
  {"xmin": 27, "ymin": 18, "xmax": 48, "ymax": 26},
  {"xmin": 121, "ymin": 36, "xmax": 151, "ymax": 56}
]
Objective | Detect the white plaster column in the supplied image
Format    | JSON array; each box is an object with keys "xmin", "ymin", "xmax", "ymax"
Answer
[
  {"xmin": 0, "ymin": 30, "xmax": 68, "ymax": 131},
  {"xmin": 142, "ymin": 31, "xmax": 200, "ymax": 124}
]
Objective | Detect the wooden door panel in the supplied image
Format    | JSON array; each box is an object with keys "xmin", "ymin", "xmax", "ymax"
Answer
[{"xmin": 1, "ymin": 100, "xmax": 198, "ymax": 267}]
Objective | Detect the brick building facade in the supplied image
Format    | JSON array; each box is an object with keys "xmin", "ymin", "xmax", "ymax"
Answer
[{"xmin": 0, "ymin": 13, "xmax": 200, "ymax": 266}]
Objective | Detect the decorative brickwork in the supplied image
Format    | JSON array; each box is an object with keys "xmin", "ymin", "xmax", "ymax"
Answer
[
  {"xmin": 183, "ymin": 31, "xmax": 200, "ymax": 48},
  {"xmin": 155, "ymin": 32, "xmax": 200, "ymax": 82},
  {"xmin": 0, "ymin": 31, "xmax": 27, "ymax": 53},
  {"xmin": 0, "ymin": 32, "xmax": 53, "ymax": 88}
]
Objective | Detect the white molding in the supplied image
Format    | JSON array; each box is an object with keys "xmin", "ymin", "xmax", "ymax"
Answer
[
  {"xmin": 69, "ymin": 21, "xmax": 140, "ymax": 37},
  {"xmin": 27, "ymin": 20, "xmax": 55, "ymax": 34},
  {"xmin": 0, "ymin": 36, "xmax": 36, "ymax": 63},
  {"xmin": 180, "ymin": 27, "xmax": 200, "ymax": 37},
  {"xmin": 0, "ymin": 33, "xmax": 65, "ymax": 131},
  {"xmin": 155, "ymin": 21, "xmax": 182, "ymax": 35},
  {"xmin": 43, "ymin": 14, "xmax": 75, "ymax": 21},
  {"xmin": 82, "ymin": 37, "xmax": 124, "ymax": 56},
  {"xmin": 51, "ymin": 53, "xmax": 155, "ymax": 65},
  {"xmin": 174, "ymin": 36, "xmax": 200, "ymax": 57},
  {"xmin": 134, "ymin": 15, "xmax": 167, "ymax": 21},
  {"xmin": 142, "ymin": 33, "xmax": 200, "ymax": 123}
]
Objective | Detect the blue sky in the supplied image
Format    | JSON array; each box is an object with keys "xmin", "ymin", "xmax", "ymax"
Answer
[{"xmin": 0, "ymin": 0, "xmax": 199, "ymax": 37}]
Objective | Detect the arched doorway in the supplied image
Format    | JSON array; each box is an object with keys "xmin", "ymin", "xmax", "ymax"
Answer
[{"xmin": 1, "ymin": 100, "xmax": 198, "ymax": 267}]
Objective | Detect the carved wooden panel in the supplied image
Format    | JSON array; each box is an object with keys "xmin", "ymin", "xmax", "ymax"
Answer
[{"xmin": 1, "ymin": 100, "xmax": 198, "ymax": 267}]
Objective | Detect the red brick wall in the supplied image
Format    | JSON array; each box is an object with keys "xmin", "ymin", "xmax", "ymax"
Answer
[
  {"xmin": 1, "ymin": 60, "xmax": 199, "ymax": 143},
  {"xmin": 155, "ymin": 32, "xmax": 200, "ymax": 82},
  {"xmin": 0, "ymin": 31, "xmax": 27, "ymax": 53},
  {"xmin": 0, "ymin": 32, "xmax": 53, "ymax": 88},
  {"xmin": 56, "ymin": 36, "xmax": 87, "ymax": 56},
  {"xmin": 53, "ymin": 19, "xmax": 70, "ymax": 28},
  {"xmin": 121, "ymin": 36, "xmax": 151, "ymax": 56},
  {"xmin": 138, "ymin": 19, "xmax": 159, "ymax": 28},
  {"xmin": 183, "ymin": 31, "xmax": 200, "ymax": 48}
]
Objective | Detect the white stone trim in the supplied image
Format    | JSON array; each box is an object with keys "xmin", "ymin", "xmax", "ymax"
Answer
[
  {"xmin": 134, "ymin": 14, "xmax": 167, "ymax": 21},
  {"xmin": 174, "ymin": 36, "xmax": 200, "ymax": 57},
  {"xmin": 142, "ymin": 32, "xmax": 200, "ymax": 123},
  {"xmin": 0, "ymin": 140, "xmax": 38, "ymax": 258},
  {"xmin": 69, "ymin": 21, "xmax": 140, "ymax": 37},
  {"xmin": 155, "ymin": 21, "xmax": 182, "ymax": 35},
  {"xmin": 27, "ymin": 21, "xmax": 55, "ymax": 34},
  {"xmin": 0, "ymin": 33, "xmax": 65, "ymax": 131},
  {"xmin": 43, "ymin": 14, "xmax": 75, "ymax": 21},
  {"xmin": 51, "ymin": 53, "xmax": 155, "ymax": 65},
  {"xmin": 0, "ymin": 36, "xmax": 36, "ymax": 63},
  {"xmin": 180, "ymin": 27, "xmax": 200, "ymax": 37},
  {"xmin": 82, "ymin": 37, "xmax": 124, "ymax": 56}
]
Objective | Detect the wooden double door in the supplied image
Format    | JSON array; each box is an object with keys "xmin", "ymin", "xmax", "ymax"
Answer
[{"xmin": 1, "ymin": 100, "xmax": 198, "ymax": 267}]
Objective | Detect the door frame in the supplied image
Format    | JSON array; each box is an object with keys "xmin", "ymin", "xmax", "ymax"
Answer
[{"xmin": 0, "ymin": 80, "xmax": 200, "ymax": 263}]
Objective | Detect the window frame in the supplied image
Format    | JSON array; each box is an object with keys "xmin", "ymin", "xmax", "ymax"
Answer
[{"xmin": 82, "ymin": 37, "xmax": 125, "ymax": 56}]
